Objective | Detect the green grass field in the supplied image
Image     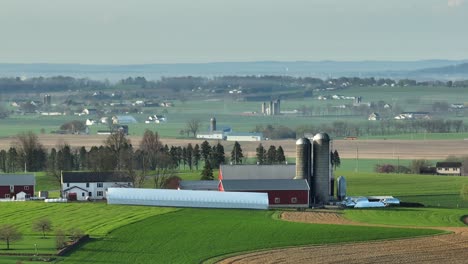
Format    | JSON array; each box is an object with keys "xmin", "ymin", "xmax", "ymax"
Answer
[
  {"xmin": 337, "ymin": 158, "xmax": 414, "ymax": 173},
  {"xmin": 341, "ymin": 171, "xmax": 468, "ymax": 208},
  {"xmin": 0, "ymin": 203, "xmax": 176, "ymax": 237},
  {"xmin": 344, "ymin": 208, "xmax": 467, "ymax": 227},
  {"xmin": 63, "ymin": 209, "xmax": 442, "ymax": 264},
  {"xmin": 0, "ymin": 202, "xmax": 176, "ymax": 258}
]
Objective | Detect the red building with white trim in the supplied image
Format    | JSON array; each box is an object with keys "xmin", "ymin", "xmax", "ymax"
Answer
[
  {"xmin": 0, "ymin": 174, "xmax": 35, "ymax": 199},
  {"xmin": 219, "ymin": 179, "xmax": 309, "ymax": 208}
]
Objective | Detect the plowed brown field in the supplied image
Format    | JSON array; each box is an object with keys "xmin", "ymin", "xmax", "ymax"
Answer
[
  {"xmin": 217, "ymin": 212, "xmax": 468, "ymax": 264},
  {"xmin": 2, "ymin": 134, "xmax": 468, "ymax": 159}
]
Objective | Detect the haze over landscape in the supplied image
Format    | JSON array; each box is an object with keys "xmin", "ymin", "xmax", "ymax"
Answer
[
  {"xmin": 1, "ymin": 0, "xmax": 467, "ymax": 64},
  {"xmin": 0, "ymin": 1, "xmax": 468, "ymax": 264}
]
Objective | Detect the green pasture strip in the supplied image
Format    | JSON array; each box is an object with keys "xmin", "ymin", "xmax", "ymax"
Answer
[
  {"xmin": 35, "ymin": 172, "xmax": 60, "ymax": 192},
  {"xmin": 344, "ymin": 208, "xmax": 467, "ymax": 227},
  {"xmin": 337, "ymin": 158, "xmax": 415, "ymax": 173},
  {"xmin": 64, "ymin": 208, "xmax": 441, "ymax": 264},
  {"xmin": 398, "ymin": 194, "xmax": 468, "ymax": 208},
  {"xmin": 364, "ymin": 133, "xmax": 468, "ymax": 140},
  {"xmin": 0, "ymin": 256, "xmax": 55, "ymax": 264},
  {"xmin": 0, "ymin": 203, "xmax": 176, "ymax": 236},
  {"xmin": 0, "ymin": 235, "xmax": 55, "ymax": 255},
  {"xmin": 341, "ymin": 171, "xmax": 468, "ymax": 197}
]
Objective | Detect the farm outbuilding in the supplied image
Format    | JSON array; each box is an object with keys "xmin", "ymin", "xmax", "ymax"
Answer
[
  {"xmin": 0, "ymin": 174, "xmax": 35, "ymax": 199},
  {"xmin": 106, "ymin": 188, "xmax": 269, "ymax": 210},
  {"xmin": 436, "ymin": 162, "xmax": 462, "ymax": 176},
  {"xmin": 219, "ymin": 179, "xmax": 310, "ymax": 208}
]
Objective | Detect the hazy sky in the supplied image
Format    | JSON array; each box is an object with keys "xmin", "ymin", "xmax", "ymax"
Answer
[{"xmin": 1, "ymin": 0, "xmax": 467, "ymax": 64}]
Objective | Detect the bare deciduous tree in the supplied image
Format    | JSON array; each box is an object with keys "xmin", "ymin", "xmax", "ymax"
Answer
[
  {"xmin": 186, "ymin": 119, "xmax": 201, "ymax": 137},
  {"xmin": 55, "ymin": 229, "xmax": 67, "ymax": 249},
  {"xmin": 0, "ymin": 224, "xmax": 22, "ymax": 250},
  {"xmin": 32, "ymin": 218, "xmax": 52, "ymax": 239},
  {"xmin": 13, "ymin": 131, "xmax": 46, "ymax": 172}
]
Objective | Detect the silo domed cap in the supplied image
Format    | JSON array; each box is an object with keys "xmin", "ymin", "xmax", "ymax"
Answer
[
  {"xmin": 296, "ymin": 137, "xmax": 311, "ymax": 145},
  {"xmin": 210, "ymin": 117, "xmax": 216, "ymax": 121},
  {"xmin": 313, "ymin": 132, "xmax": 330, "ymax": 141}
]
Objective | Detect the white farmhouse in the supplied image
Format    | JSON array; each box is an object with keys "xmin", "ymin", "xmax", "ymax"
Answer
[{"xmin": 61, "ymin": 172, "xmax": 133, "ymax": 201}]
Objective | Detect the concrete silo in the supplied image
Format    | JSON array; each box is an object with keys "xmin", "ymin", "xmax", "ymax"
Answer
[
  {"xmin": 294, "ymin": 138, "xmax": 311, "ymax": 181},
  {"xmin": 210, "ymin": 117, "xmax": 217, "ymax": 132},
  {"xmin": 312, "ymin": 132, "xmax": 332, "ymax": 204},
  {"xmin": 337, "ymin": 176, "xmax": 347, "ymax": 201}
]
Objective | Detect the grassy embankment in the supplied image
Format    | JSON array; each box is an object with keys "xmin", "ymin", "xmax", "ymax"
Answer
[{"xmin": 344, "ymin": 207, "xmax": 467, "ymax": 227}]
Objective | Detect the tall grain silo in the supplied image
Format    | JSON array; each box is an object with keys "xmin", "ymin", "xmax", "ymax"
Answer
[
  {"xmin": 294, "ymin": 138, "xmax": 311, "ymax": 181},
  {"xmin": 337, "ymin": 176, "xmax": 347, "ymax": 201},
  {"xmin": 275, "ymin": 99, "xmax": 281, "ymax": 115},
  {"xmin": 269, "ymin": 101, "xmax": 274, "ymax": 116},
  {"xmin": 210, "ymin": 117, "xmax": 217, "ymax": 132},
  {"xmin": 312, "ymin": 132, "xmax": 331, "ymax": 204}
]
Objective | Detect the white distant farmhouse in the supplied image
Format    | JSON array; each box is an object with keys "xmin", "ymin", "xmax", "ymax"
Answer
[
  {"xmin": 145, "ymin": 115, "xmax": 167, "ymax": 124},
  {"xmin": 61, "ymin": 171, "xmax": 133, "ymax": 201},
  {"xmin": 86, "ymin": 119, "xmax": 96, "ymax": 126},
  {"xmin": 368, "ymin": 112, "xmax": 381, "ymax": 121},
  {"xmin": 112, "ymin": 115, "xmax": 138, "ymax": 124},
  {"xmin": 226, "ymin": 132, "xmax": 263, "ymax": 142},
  {"xmin": 82, "ymin": 108, "xmax": 97, "ymax": 115}
]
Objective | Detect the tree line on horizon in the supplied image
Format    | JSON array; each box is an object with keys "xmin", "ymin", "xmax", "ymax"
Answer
[
  {"xmin": 1, "ymin": 75, "xmax": 468, "ymax": 94},
  {"xmin": 0, "ymin": 131, "xmax": 289, "ymax": 185}
]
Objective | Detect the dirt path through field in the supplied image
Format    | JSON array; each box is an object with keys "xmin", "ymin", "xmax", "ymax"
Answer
[{"xmin": 217, "ymin": 211, "xmax": 468, "ymax": 264}]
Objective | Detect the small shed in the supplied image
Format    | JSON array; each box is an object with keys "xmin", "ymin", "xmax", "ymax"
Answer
[{"xmin": 15, "ymin": 191, "xmax": 27, "ymax": 200}]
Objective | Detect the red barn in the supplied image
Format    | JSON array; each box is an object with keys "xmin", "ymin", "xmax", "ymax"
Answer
[
  {"xmin": 0, "ymin": 174, "xmax": 35, "ymax": 199},
  {"xmin": 219, "ymin": 179, "xmax": 309, "ymax": 208}
]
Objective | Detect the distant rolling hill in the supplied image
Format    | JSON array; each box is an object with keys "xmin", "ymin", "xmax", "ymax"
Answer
[
  {"xmin": 417, "ymin": 62, "xmax": 468, "ymax": 74},
  {"xmin": 1, "ymin": 60, "xmax": 468, "ymax": 81}
]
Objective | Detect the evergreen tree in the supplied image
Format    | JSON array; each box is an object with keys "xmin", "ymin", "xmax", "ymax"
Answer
[
  {"xmin": 193, "ymin": 144, "xmax": 201, "ymax": 170},
  {"xmin": 0, "ymin": 150, "xmax": 6, "ymax": 172},
  {"xmin": 332, "ymin": 150, "xmax": 341, "ymax": 170},
  {"xmin": 230, "ymin": 141, "xmax": 244, "ymax": 164},
  {"xmin": 7, "ymin": 147, "xmax": 19, "ymax": 172},
  {"xmin": 79, "ymin": 146, "xmax": 87, "ymax": 170},
  {"xmin": 256, "ymin": 143, "xmax": 266, "ymax": 164},
  {"xmin": 214, "ymin": 142, "xmax": 225, "ymax": 167},
  {"xmin": 200, "ymin": 140, "xmax": 211, "ymax": 161},
  {"xmin": 276, "ymin": 146, "xmax": 286, "ymax": 164},
  {"xmin": 181, "ymin": 147, "xmax": 187, "ymax": 170},
  {"xmin": 47, "ymin": 148, "xmax": 58, "ymax": 179},
  {"xmin": 169, "ymin": 146, "xmax": 179, "ymax": 167},
  {"xmin": 200, "ymin": 160, "xmax": 214, "ymax": 180},
  {"xmin": 186, "ymin": 143, "xmax": 193, "ymax": 170},
  {"xmin": 266, "ymin": 145, "xmax": 277, "ymax": 164}
]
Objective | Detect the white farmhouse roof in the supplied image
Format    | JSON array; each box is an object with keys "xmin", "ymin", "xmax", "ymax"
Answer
[{"xmin": 107, "ymin": 188, "xmax": 268, "ymax": 210}]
